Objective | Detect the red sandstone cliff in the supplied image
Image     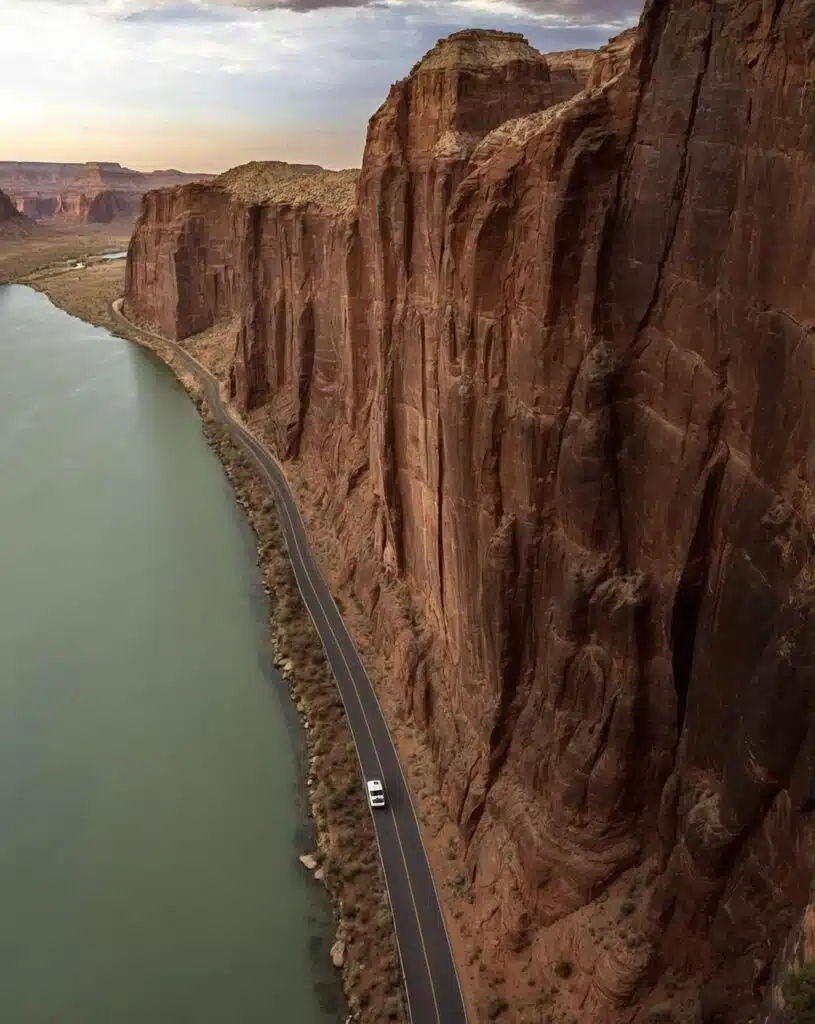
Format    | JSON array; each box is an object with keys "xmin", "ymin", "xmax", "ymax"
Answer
[
  {"xmin": 52, "ymin": 188, "xmax": 139, "ymax": 224},
  {"xmin": 125, "ymin": 11, "xmax": 815, "ymax": 1021},
  {"xmin": 14, "ymin": 195, "xmax": 57, "ymax": 219},
  {"xmin": 0, "ymin": 188, "xmax": 35, "ymax": 238}
]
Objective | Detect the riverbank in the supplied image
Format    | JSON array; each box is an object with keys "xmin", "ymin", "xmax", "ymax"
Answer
[
  {"xmin": 0, "ymin": 224, "xmax": 132, "ymax": 285},
  {"xmin": 24, "ymin": 260, "xmax": 407, "ymax": 1024}
]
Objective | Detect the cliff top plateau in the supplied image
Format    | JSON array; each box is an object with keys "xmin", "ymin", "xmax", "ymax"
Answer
[
  {"xmin": 409, "ymin": 28, "xmax": 545, "ymax": 73},
  {"xmin": 214, "ymin": 161, "xmax": 359, "ymax": 212}
]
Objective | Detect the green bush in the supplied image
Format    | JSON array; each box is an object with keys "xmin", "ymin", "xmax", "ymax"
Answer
[{"xmin": 784, "ymin": 960, "xmax": 815, "ymax": 1023}]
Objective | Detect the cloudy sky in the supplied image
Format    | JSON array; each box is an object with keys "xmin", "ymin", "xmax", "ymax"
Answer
[{"xmin": 0, "ymin": 0, "xmax": 641, "ymax": 173}]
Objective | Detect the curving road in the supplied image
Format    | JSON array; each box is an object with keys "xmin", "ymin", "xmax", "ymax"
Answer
[{"xmin": 111, "ymin": 300, "xmax": 468, "ymax": 1024}]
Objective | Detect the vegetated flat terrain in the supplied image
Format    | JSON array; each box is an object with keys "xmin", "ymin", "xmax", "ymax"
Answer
[
  {"xmin": 0, "ymin": 223, "xmax": 133, "ymax": 285},
  {"xmin": 24, "ymin": 259, "xmax": 127, "ymax": 332}
]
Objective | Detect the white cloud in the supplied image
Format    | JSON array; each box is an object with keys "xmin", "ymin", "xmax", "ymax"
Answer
[{"xmin": 0, "ymin": 0, "xmax": 639, "ymax": 169}]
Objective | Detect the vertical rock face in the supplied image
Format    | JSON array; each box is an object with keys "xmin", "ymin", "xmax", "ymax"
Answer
[
  {"xmin": 52, "ymin": 189, "xmax": 138, "ymax": 224},
  {"xmin": 0, "ymin": 188, "xmax": 18, "ymax": 222},
  {"xmin": 126, "ymin": 8, "xmax": 815, "ymax": 1017},
  {"xmin": 0, "ymin": 188, "xmax": 34, "ymax": 237},
  {"xmin": 14, "ymin": 196, "xmax": 58, "ymax": 219}
]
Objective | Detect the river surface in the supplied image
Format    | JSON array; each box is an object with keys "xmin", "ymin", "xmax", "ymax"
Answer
[{"xmin": 0, "ymin": 285, "xmax": 342, "ymax": 1023}]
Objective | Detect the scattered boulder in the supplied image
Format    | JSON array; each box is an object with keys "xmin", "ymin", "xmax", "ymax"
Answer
[{"xmin": 330, "ymin": 940, "xmax": 346, "ymax": 969}]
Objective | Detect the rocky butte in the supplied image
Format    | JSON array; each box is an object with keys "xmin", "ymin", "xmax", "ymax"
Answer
[{"xmin": 125, "ymin": 5, "xmax": 815, "ymax": 1021}]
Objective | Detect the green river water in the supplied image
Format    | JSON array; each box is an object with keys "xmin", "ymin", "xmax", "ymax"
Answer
[{"xmin": 0, "ymin": 285, "xmax": 342, "ymax": 1023}]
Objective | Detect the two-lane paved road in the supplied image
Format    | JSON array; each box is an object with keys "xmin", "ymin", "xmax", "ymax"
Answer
[{"xmin": 111, "ymin": 300, "xmax": 468, "ymax": 1024}]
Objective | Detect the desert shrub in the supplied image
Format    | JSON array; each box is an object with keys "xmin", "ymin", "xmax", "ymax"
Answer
[
  {"xmin": 553, "ymin": 958, "xmax": 573, "ymax": 980},
  {"xmin": 342, "ymin": 861, "xmax": 363, "ymax": 881},
  {"xmin": 383, "ymin": 994, "xmax": 402, "ymax": 1020},
  {"xmin": 327, "ymin": 792, "xmax": 345, "ymax": 811},
  {"xmin": 784, "ymin": 960, "xmax": 815, "ymax": 1023},
  {"xmin": 486, "ymin": 994, "xmax": 508, "ymax": 1019}
]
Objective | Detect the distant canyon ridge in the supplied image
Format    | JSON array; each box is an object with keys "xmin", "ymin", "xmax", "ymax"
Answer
[{"xmin": 0, "ymin": 161, "xmax": 214, "ymax": 227}]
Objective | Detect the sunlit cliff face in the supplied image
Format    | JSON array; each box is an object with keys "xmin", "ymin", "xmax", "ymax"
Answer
[{"xmin": 0, "ymin": 0, "xmax": 640, "ymax": 171}]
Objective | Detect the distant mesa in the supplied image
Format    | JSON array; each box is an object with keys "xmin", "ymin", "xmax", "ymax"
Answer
[{"xmin": 0, "ymin": 161, "xmax": 216, "ymax": 226}]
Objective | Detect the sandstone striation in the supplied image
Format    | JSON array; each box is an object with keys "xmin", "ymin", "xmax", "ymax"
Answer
[{"xmin": 125, "ymin": 9, "xmax": 815, "ymax": 1020}]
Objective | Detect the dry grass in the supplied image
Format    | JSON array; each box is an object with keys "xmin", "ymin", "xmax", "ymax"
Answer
[
  {"xmin": 22, "ymin": 260, "xmax": 126, "ymax": 329},
  {"xmin": 216, "ymin": 160, "xmax": 359, "ymax": 213},
  {"xmin": 0, "ymin": 225, "xmax": 132, "ymax": 285}
]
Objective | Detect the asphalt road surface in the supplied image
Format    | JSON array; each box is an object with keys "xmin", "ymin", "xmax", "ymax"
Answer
[{"xmin": 111, "ymin": 300, "xmax": 468, "ymax": 1024}]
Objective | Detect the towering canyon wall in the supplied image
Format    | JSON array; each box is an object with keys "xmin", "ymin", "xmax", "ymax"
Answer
[{"xmin": 126, "ymin": 7, "xmax": 815, "ymax": 1019}]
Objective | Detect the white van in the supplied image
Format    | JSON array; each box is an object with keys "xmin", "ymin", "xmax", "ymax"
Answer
[{"xmin": 366, "ymin": 779, "xmax": 386, "ymax": 809}]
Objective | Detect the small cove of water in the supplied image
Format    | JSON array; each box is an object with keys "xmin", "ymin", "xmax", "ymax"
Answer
[{"xmin": 0, "ymin": 285, "xmax": 342, "ymax": 1023}]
